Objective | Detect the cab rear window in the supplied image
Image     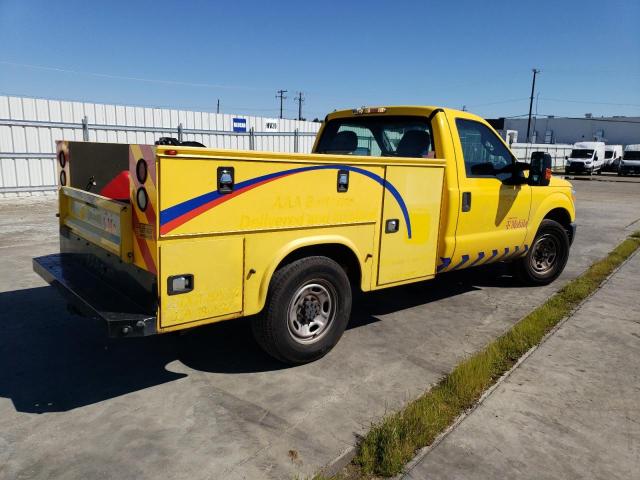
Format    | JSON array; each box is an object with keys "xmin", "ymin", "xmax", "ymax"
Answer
[{"xmin": 316, "ymin": 115, "xmax": 435, "ymax": 158}]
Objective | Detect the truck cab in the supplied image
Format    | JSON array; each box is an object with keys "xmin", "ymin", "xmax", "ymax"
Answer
[
  {"xmin": 565, "ymin": 141, "xmax": 605, "ymax": 175},
  {"xmin": 619, "ymin": 144, "xmax": 640, "ymax": 176}
]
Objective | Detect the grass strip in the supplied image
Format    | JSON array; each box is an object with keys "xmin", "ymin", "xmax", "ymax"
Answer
[{"xmin": 319, "ymin": 231, "xmax": 640, "ymax": 479}]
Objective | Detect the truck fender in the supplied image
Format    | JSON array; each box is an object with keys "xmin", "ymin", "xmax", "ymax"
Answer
[
  {"xmin": 526, "ymin": 192, "xmax": 575, "ymax": 246},
  {"xmin": 255, "ymin": 235, "xmax": 367, "ymax": 313}
]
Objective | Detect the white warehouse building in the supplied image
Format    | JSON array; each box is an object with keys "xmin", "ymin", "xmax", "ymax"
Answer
[{"xmin": 491, "ymin": 115, "xmax": 640, "ymax": 146}]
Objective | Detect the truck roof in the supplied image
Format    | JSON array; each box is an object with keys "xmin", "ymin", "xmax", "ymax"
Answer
[
  {"xmin": 325, "ymin": 106, "xmax": 480, "ymax": 123},
  {"xmin": 625, "ymin": 144, "xmax": 640, "ymax": 151},
  {"xmin": 604, "ymin": 144, "xmax": 623, "ymax": 150}
]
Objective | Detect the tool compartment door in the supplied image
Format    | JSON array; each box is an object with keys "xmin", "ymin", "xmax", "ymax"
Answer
[
  {"xmin": 377, "ymin": 166, "xmax": 444, "ymax": 285},
  {"xmin": 159, "ymin": 237, "xmax": 244, "ymax": 328}
]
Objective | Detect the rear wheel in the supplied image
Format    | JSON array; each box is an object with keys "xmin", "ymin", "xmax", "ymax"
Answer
[
  {"xmin": 252, "ymin": 256, "xmax": 352, "ymax": 364},
  {"xmin": 515, "ymin": 219, "xmax": 570, "ymax": 285}
]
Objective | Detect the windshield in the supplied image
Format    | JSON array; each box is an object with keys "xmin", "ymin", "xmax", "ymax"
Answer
[
  {"xmin": 624, "ymin": 151, "xmax": 640, "ymax": 160},
  {"xmin": 316, "ymin": 115, "xmax": 435, "ymax": 158},
  {"xmin": 570, "ymin": 149, "xmax": 594, "ymax": 159},
  {"xmin": 604, "ymin": 151, "xmax": 614, "ymax": 159}
]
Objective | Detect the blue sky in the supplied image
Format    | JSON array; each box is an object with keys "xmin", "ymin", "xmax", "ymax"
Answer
[{"xmin": 1, "ymin": 0, "xmax": 639, "ymax": 119}]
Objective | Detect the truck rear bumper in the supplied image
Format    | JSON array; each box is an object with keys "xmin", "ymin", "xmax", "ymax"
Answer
[{"xmin": 33, "ymin": 254, "xmax": 157, "ymax": 337}]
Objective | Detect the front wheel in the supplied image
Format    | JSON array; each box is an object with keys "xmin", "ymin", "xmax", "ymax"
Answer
[
  {"xmin": 252, "ymin": 256, "xmax": 352, "ymax": 364},
  {"xmin": 515, "ymin": 219, "xmax": 570, "ymax": 285}
]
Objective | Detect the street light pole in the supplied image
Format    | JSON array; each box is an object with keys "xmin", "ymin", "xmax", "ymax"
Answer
[{"xmin": 526, "ymin": 68, "xmax": 540, "ymax": 143}]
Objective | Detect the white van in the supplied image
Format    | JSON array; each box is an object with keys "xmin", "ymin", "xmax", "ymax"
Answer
[
  {"xmin": 619, "ymin": 144, "xmax": 640, "ymax": 176},
  {"xmin": 604, "ymin": 144, "xmax": 623, "ymax": 171},
  {"xmin": 565, "ymin": 141, "xmax": 605, "ymax": 175}
]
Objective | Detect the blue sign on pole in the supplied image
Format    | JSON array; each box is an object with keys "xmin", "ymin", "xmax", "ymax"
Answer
[{"xmin": 232, "ymin": 118, "xmax": 247, "ymax": 133}]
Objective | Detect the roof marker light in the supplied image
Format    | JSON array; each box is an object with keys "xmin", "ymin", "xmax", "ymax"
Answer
[
  {"xmin": 166, "ymin": 149, "xmax": 178, "ymax": 156},
  {"xmin": 352, "ymin": 107, "xmax": 387, "ymax": 115}
]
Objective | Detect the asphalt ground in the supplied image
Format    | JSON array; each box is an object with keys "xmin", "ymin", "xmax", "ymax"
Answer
[{"xmin": 1, "ymin": 177, "xmax": 639, "ymax": 479}]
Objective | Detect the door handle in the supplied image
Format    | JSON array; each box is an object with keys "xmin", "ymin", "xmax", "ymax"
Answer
[
  {"xmin": 385, "ymin": 219, "xmax": 400, "ymax": 233},
  {"xmin": 462, "ymin": 192, "xmax": 472, "ymax": 212}
]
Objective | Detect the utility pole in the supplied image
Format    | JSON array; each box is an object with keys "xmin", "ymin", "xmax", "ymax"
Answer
[
  {"xmin": 216, "ymin": 99, "xmax": 220, "ymax": 114},
  {"xmin": 276, "ymin": 90, "xmax": 288, "ymax": 119},
  {"xmin": 526, "ymin": 68, "xmax": 540, "ymax": 143},
  {"xmin": 294, "ymin": 92, "xmax": 305, "ymax": 120},
  {"xmin": 462, "ymin": 105, "xmax": 467, "ymax": 111}
]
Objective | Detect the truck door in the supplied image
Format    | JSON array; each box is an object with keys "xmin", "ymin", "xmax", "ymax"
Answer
[
  {"xmin": 377, "ymin": 165, "xmax": 445, "ymax": 285},
  {"xmin": 449, "ymin": 118, "xmax": 531, "ymax": 269}
]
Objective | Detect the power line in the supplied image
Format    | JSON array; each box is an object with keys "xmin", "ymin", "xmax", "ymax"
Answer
[
  {"xmin": 0, "ymin": 60, "xmax": 269, "ymax": 91},
  {"xmin": 540, "ymin": 97, "xmax": 640, "ymax": 108},
  {"xmin": 276, "ymin": 90, "xmax": 287, "ymax": 119},
  {"xmin": 466, "ymin": 97, "xmax": 529, "ymax": 108}
]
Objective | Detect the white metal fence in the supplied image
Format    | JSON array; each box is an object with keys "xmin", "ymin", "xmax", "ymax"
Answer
[
  {"xmin": 0, "ymin": 95, "xmax": 321, "ymax": 197},
  {"xmin": 1, "ymin": 96, "xmax": 582, "ymax": 198},
  {"xmin": 510, "ymin": 143, "xmax": 574, "ymax": 170}
]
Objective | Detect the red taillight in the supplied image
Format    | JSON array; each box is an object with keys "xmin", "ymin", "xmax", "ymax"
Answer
[{"xmin": 136, "ymin": 158, "xmax": 148, "ymax": 183}]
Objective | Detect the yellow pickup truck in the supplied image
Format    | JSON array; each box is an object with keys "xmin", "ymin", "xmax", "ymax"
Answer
[{"xmin": 34, "ymin": 106, "xmax": 576, "ymax": 364}]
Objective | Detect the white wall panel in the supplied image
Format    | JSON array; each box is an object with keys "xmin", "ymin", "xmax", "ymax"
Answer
[{"xmin": 0, "ymin": 95, "xmax": 321, "ymax": 196}]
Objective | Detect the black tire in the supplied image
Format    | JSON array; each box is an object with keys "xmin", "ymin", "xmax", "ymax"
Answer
[
  {"xmin": 252, "ymin": 256, "xmax": 352, "ymax": 364},
  {"xmin": 515, "ymin": 219, "xmax": 570, "ymax": 285}
]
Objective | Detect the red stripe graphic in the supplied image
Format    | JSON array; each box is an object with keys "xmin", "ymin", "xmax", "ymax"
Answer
[{"xmin": 159, "ymin": 173, "xmax": 294, "ymax": 235}]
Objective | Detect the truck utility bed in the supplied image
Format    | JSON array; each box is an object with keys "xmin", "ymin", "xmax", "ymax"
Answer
[{"xmin": 32, "ymin": 106, "xmax": 576, "ymax": 364}]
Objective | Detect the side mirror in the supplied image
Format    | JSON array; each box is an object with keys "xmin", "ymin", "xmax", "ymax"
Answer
[
  {"xmin": 530, "ymin": 153, "xmax": 552, "ymax": 186},
  {"xmin": 501, "ymin": 162, "xmax": 530, "ymax": 185}
]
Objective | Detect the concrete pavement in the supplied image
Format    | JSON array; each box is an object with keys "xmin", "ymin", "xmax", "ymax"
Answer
[
  {"xmin": 1, "ymin": 179, "xmax": 639, "ymax": 479},
  {"xmin": 404, "ymin": 250, "xmax": 640, "ymax": 480}
]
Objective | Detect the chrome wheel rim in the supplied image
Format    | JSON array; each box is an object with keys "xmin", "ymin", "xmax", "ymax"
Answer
[
  {"xmin": 287, "ymin": 281, "xmax": 335, "ymax": 344},
  {"xmin": 530, "ymin": 233, "xmax": 559, "ymax": 275}
]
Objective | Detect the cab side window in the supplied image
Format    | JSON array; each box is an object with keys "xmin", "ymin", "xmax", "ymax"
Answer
[{"xmin": 456, "ymin": 119, "xmax": 514, "ymax": 181}]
